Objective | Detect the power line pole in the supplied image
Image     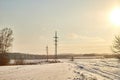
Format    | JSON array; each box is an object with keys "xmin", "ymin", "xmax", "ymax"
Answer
[
  {"xmin": 54, "ymin": 31, "xmax": 58, "ymax": 62},
  {"xmin": 46, "ymin": 46, "xmax": 48, "ymax": 62}
]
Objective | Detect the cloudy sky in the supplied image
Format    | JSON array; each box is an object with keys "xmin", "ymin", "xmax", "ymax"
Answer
[{"xmin": 0, "ymin": 0, "xmax": 120, "ymax": 54}]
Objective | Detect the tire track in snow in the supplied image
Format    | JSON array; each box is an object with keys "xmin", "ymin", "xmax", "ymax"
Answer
[{"xmin": 74, "ymin": 62, "xmax": 120, "ymax": 80}]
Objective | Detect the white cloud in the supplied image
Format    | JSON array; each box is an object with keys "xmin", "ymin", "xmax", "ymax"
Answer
[
  {"xmin": 79, "ymin": 35, "xmax": 106, "ymax": 42},
  {"xmin": 67, "ymin": 33, "xmax": 107, "ymax": 44}
]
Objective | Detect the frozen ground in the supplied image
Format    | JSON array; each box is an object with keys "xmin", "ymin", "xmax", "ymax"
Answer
[
  {"xmin": 0, "ymin": 58, "xmax": 120, "ymax": 80},
  {"xmin": 66, "ymin": 59, "xmax": 120, "ymax": 80}
]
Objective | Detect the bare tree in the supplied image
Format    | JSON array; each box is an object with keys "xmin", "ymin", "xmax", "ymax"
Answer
[
  {"xmin": 0, "ymin": 28, "xmax": 13, "ymax": 65},
  {"xmin": 0, "ymin": 28, "xmax": 13, "ymax": 53},
  {"xmin": 112, "ymin": 36, "xmax": 120, "ymax": 59}
]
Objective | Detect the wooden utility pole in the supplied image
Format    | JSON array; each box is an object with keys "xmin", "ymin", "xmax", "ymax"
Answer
[
  {"xmin": 54, "ymin": 31, "xmax": 58, "ymax": 61},
  {"xmin": 46, "ymin": 46, "xmax": 48, "ymax": 62}
]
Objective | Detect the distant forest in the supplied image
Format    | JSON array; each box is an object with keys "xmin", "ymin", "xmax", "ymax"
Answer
[{"xmin": 6, "ymin": 53, "xmax": 120, "ymax": 60}]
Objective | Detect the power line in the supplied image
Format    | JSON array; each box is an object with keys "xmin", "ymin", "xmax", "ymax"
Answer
[
  {"xmin": 54, "ymin": 31, "xmax": 58, "ymax": 61},
  {"xmin": 46, "ymin": 46, "xmax": 48, "ymax": 62}
]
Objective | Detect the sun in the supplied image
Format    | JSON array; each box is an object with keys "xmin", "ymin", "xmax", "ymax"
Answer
[{"xmin": 110, "ymin": 7, "xmax": 120, "ymax": 26}]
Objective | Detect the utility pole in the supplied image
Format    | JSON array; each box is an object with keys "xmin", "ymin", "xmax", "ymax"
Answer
[
  {"xmin": 46, "ymin": 46, "xmax": 48, "ymax": 62},
  {"xmin": 54, "ymin": 31, "xmax": 58, "ymax": 62}
]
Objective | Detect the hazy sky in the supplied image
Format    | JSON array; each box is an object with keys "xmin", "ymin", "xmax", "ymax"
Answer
[{"xmin": 0, "ymin": 0, "xmax": 120, "ymax": 54}]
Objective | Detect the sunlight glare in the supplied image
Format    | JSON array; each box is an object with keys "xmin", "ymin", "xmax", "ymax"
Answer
[{"xmin": 110, "ymin": 7, "xmax": 120, "ymax": 26}]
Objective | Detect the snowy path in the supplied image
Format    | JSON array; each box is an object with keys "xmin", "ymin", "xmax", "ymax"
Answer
[{"xmin": 70, "ymin": 59, "xmax": 120, "ymax": 80}]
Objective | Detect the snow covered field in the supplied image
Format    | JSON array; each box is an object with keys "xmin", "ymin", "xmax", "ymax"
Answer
[
  {"xmin": 0, "ymin": 58, "xmax": 120, "ymax": 80},
  {"xmin": 67, "ymin": 59, "xmax": 120, "ymax": 80}
]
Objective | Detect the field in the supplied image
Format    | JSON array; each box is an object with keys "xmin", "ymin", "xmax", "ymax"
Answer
[{"xmin": 0, "ymin": 58, "xmax": 120, "ymax": 80}]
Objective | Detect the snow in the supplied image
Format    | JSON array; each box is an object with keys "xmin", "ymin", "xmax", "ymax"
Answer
[
  {"xmin": 67, "ymin": 59, "xmax": 120, "ymax": 80},
  {"xmin": 0, "ymin": 63, "xmax": 72, "ymax": 80},
  {"xmin": 0, "ymin": 59, "xmax": 120, "ymax": 80}
]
